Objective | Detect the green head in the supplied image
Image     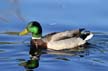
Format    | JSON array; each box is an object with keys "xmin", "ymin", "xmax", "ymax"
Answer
[{"xmin": 19, "ymin": 21, "xmax": 42, "ymax": 39}]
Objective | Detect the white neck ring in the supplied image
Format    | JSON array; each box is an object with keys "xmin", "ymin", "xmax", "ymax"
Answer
[{"xmin": 32, "ymin": 37, "xmax": 41, "ymax": 39}]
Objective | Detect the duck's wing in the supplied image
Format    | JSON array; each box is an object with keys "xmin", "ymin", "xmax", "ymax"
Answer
[
  {"xmin": 42, "ymin": 28, "xmax": 85, "ymax": 42},
  {"xmin": 49, "ymin": 28, "xmax": 85, "ymax": 41}
]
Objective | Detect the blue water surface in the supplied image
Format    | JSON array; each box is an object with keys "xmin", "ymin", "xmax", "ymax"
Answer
[{"xmin": 0, "ymin": 0, "xmax": 108, "ymax": 71}]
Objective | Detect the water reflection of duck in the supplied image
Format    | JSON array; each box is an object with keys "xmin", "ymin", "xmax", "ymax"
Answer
[
  {"xmin": 20, "ymin": 59, "xmax": 39, "ymax": 70},
  {"xmin": 19, "ymin": 48, "xmax": 41, "ymax": 71},
  {"xmin": 19, "ymin": 42, "xmax": 89, "ymax": 71},
  {"xmin": 19, "ymin": 21, "xmax": 93, "ymax": 50}
]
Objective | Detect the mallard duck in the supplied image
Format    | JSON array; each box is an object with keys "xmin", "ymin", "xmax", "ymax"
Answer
[{"xmin": 19, "ymin": 21, "xmax": 93, "ymax": 50}]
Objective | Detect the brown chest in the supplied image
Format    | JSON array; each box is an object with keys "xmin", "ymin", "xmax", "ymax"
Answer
[{"xmin": 30, "ymin": 39, "xmax": 47, "ymax": 49}]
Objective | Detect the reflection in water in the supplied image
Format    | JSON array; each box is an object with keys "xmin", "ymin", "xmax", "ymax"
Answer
[
  {"xmin": 19, "ymin": 42, "xmax": 42, "ymax": 71},
  {"xmin": 20, "ymin": 59, "xmax": 39, "ymax": 71},
  {"xmin": 0, "ymin": 16, "xmax": 9, "ymax": 23},
  {"xmin": 0, "ymin": 0, "xmax": 25, "ymax": 23},
  {"xmin": 19, "ymin": 42, "xmax": 90, "ymax": 71},
  {"xmin": 0, "ymin": 31, "xmax": 19, "ymax": 35},
  {"xmin": 9, "ymin": 0, "xmax": 26, "ymax": 22}
]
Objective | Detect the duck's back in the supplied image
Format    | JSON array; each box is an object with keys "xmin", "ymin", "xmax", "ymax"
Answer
[{"xmin": 42, "ymin": 29, "xmax": 82, "ymax": 42}]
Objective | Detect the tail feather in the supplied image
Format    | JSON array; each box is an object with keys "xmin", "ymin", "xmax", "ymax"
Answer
[
  {"xmin": 84, "ymin": 33, "xmax": 93, "ymax": 41},
  {"xmin": 80, "ymin": 31, "xmax": 93, "ymax": 41}
]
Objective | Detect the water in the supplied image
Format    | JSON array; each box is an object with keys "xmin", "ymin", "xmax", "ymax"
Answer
[{"xmin": 0, "ymin": 0, "xmax": 108, "ymax": 71}]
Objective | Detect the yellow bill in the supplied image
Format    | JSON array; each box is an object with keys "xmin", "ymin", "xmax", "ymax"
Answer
[{"xmin": 19, "ymin": 29, "xmax": 29, "ymax": 36}]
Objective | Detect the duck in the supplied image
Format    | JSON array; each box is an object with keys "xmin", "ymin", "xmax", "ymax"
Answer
[{"xmin": 19, "ymin": 21, "xmax": 93, "ymax": 50}]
